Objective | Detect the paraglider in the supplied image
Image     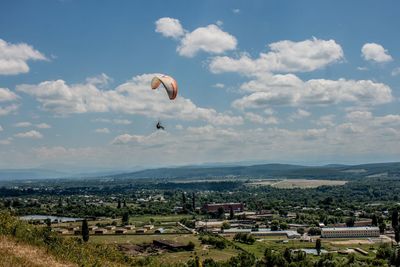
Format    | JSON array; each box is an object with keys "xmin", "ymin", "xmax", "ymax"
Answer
[
  {"xmin": 151, "ymin": 74, "xmax": 178, "ymax": 130},
  {"xmin": 151, "ymin": 74, "xmax": 178, "ymax": 100},
  {"xmin": 156, "ymin": 121, "xmax": 165, "ymax": 130}
]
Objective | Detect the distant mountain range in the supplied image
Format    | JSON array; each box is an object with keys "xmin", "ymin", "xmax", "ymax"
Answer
[
  {"xmin": 107, "ymin": 162, "xmax": 400, "ymax": 180},
  {"xmin": 0, "ymin": 162, "xmax": 399, "ymax": 181}
]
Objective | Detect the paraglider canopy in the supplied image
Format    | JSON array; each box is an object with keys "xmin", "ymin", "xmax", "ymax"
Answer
[{"xmin": 151, "ymin": 74, "xmax": 178, "ymax": 100}]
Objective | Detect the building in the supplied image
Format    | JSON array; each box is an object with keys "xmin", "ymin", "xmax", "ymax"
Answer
[
  {"xmin": 155, "ymin": 228, "xmax": 165, "ymax": 234},
  {"xmin": 105, "ymin": 225, "xmax": 116, "ymax": 230},
  {"xmin": 222, "ymin": 228, "xmax": 301, "ymax": 239},
  {"xmin": 144, "ymin": 224, "xmax": 154, "ymax": 230},
  {"xmin": 136, "ymin": 228, "xmax": 147, "ymax": 233},
  {"xmin": 115, "ymin": 228, "xmax": 127, "ymax": 234},
  {"xmin": 202, "ymin": 203, "xmax": 244, "ymax": 213},
  {"xmin": 321, "ymin": 227, "xmax": 380, "ymax": 238},
  {"xmin": 124, "ymin": 225, "xmax": 135, "ymax": 230},
  {"xmin": 94, "ymin": 228, "xmax": 107, "ymax": 235}
]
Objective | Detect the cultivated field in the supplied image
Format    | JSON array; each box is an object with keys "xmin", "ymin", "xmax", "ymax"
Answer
[{"xmin": 248, "ymin": 179, "xmax": 347, "ymax": 188}]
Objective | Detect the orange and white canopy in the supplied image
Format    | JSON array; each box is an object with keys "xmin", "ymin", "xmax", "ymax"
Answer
[{"xmin": 151, "ymin": 74, "xmax": 178, "ymax": 100}]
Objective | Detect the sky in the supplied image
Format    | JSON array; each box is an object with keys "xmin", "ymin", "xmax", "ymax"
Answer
[{"xmin": 0, "ymin": 0, "xmax": 399, "ymax": 171}]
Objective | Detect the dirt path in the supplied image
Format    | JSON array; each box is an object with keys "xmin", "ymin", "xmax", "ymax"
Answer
[{"xmin": 0, "ymin": 236, "xmax": 76, "ymax": 267}]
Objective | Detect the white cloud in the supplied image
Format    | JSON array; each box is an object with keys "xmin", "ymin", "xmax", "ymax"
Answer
[
  {"xmin": 177, "ymin": 24, "xmax": 237, "ymax": 57},
  {"xmin": 392, "ymin": 67, "xmax": 400, "ymax": 76},
  {"xmin": 361, "ymin": 43, "xmax": 393, "ymax": 63},
  {"xmin": 17, "ymin": 73, "xmax": 243, "ymax": 125},
  {"xmin": 0, "ymin": 38, "xmax": 47, "ymax": 75},
  {"xmin": 0, "ymin": 137, "xmax": 12, "ymax": 145},
  {"xmin": 0, "ymin": 88, "xmax": 19, "ymax": 102},
  {"xmin": 209, "ymin": 38, "xmax": 344, "ymax": 74},
  {"xmin": 95, "ymin": 128, "xmax": 110, "ymax": 134},
  {"xmin": 155, "ymin": 17, "xmax": 185, "ymax": 39},
  {"xmin": 289, "ymin": 109, "xmax": 311, "ymax": 121},
  {"xmin": 232, "ymin": 74, "xmax": 393, "ymax": 110},
  {"xmin": 113, "ymin": 119, "xmax": 132, "ymax": 125},
  {"xmin": 213, "ymin": 83, "xmax": 225, "ymax": 89},
  {"xmin": 93, "ymin": 118, "xmax": 132, "ymax": 125},
  {"xmin": 232, "ymin": 9, "xmax": 240, "ymax": 14},
  {"xmin": 14, "ymin": 130, "xmax": 43, "ymax": 139},
  {"xmin": 245, "ymin": 112, "xmax": 278, "ymax": 125},
  {"xmin": 0, "ymin": 88, "xmax": 19, "ymax": 116},
  {"xmin": 36, "ymin": 123, "xmax": 51, "ymax": 129},
  {"xmin": 314, "ymin": 115, "xmax": 336, "ymax": 127},
  {"xmin": 0, "ymin": 104, "xmax": 18, "ymax": 116},
  {"xmin": 0, "ymin": 125, "xmax": 3, "ymax": 131},
  {"xmin": 86, "ymin": 73, "xmax": 112, "ymax": 87},
  {"xmin": 14, "ymin": 122, "xmax": 32, "ymax": 127}
]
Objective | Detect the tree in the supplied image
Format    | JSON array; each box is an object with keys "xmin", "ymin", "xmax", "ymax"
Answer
[
  {"xmin": 217, "ymin": 207, "xmax": 225, "ymax": 219},
  {"xmin": 372, "ymin": 214, "xmax": 378, "ymax": 226},
  {"xmin": 192, "ymin": 192, "xmax": 196, "ymax": 211},
  {"xmin": 395, "ymin": 226, "xmax": 400, "ymax": 244},
  {"xmin": 297, "ymin": 227, "xmax": 305, "ymax": 235},
  {"xmin": 229, "ymin": 207, "xmax": 234, "ymax": 220},
  {"xmin": 117, "ymin": 199, "xmax": 121, "ymax": 209},
  {"xmin": 123, "ymin": 199, "xmax": 127, "ymax": 208},
  {"xmin": 346, "ymin": 217, "xmax": 355, "ymax": 227},
  {"xmin": 316, "ymin": 238, "xmax": 322, "ymax": 256},
  {"xmin": 393, "ymin": 209, "xmax": 399, "ymax": 229},
  {"xmin": 82, "ymin": 219, "xmax": 89, "ymax": 242},
  {"xmin": 379, "ymin": 222, "xmax": 386, "ymax": 234},
  {"xmin": 122, "ymin": 212, "xmax": 129, "ymax": 225},
  {"xmin": 280, "ymin": 222, "xmax": 288, "ymax": 230},
  {"xmin": 283, "ymin": 248, "xmax": 292, "ymax": 263},
  {"xmin": 271, "ymin": 220, "xmax": 279, "ymax": 231}
]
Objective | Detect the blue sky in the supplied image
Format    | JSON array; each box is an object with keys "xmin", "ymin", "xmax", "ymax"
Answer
[{"xmin": 0, "ymin": 0, "xmax": 399, "ymax": 170}]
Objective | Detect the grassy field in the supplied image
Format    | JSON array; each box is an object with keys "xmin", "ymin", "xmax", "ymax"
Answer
[
  {"xmin": 0, "ymin": 235, "xmax": 76, "ymax": 267},
  {"xmin": 90, "ymin": 233, "xmax": 239, "ymax": 265},
  {"xmin": 248, "ymin": 179, "xmax": 347, "ymax": 188}
]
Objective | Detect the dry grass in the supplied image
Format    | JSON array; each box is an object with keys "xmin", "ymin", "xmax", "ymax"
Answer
[
  {"xmin": 271, "ymin": 179, "xmax": 347, "ymax": 189},
  {"xmin": 0, "ymin": 236, "xmax": 76, "ymax": 267}
]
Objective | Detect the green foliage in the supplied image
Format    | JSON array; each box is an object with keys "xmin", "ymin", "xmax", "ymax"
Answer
[
  {"xmin": 82, "ymin": 219, "xmax": 89, "ymax": 242},
  {"xmin": 0, "ymin": 211, "xmax": 135, "ymax": 266},
  {"xmin": 199, "ymin": 233, "xmax": 227, "ymax": 249},
  {"xmin": 233, "ymin": 233, "xmax": 255, "ymax": 245}
]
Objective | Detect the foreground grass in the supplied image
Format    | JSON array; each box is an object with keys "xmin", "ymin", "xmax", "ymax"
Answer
[{"xmin": 0, "ymin": 235, "xmax": 76, "ymax": 267}]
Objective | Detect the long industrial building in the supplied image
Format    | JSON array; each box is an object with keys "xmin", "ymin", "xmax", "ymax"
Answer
[{"xmin": 321, "ymin": 227, "xmax": 380, "ymax": 238}]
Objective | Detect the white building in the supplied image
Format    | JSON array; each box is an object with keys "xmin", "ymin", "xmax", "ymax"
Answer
[{"xmin": 321, "ymin": 227, "xmax": 380, "ymax": 238}]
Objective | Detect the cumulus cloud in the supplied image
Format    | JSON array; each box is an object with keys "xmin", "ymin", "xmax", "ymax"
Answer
[
  {"xmin": 232, "ymin": 9, "xmax": 240, "ymax": 14},
  {"xmin": 213, "ymin": 83, "xmax": 225, "ymax": 89},
  {"xmin": 155, "ymin": 17, "xmax": 185, "ymax": 39},
  {"xmin": 232, "ymin": 74, "xmax": 393, "ymax": 110},
  {"xmin": 289, "ymin": 109, "xmax": 311, "ymax": 121},
  {"xmin": 0, "ymin": 137, "xmax": 12, "ymax": 145},
  {"xmin": 177, "ymin": 24, "xmax": 237, "ymax": 57},
  {"xmin": 155, "ymin": 17, "xmax": 237, "ymax": 57},
  {"xmin": 392, "ymin": 67, "xmax": 400, "ymax": 76},
  {"xmin": 210, "ymin": 38, "xmax": 343, "ymax": 74},
  {"xmin": 0, "ymin": 88, "xmax": 19, "ymax": 102},
  {"xmin": 0, "ymin": 38, "xmax": 47, "ymax": 75},
  {"xmin": 93, "ymin": 118, "xmax": 132, "ymax": 125},
  {"xmin": 95, "ymin": 128, "xmax": 110, "ymax": 134},
  {"xmin": 0, "ymin": 104, "xmax": 18, "ymax": 116},
  {"xmin": 36, "ymin": 123, "xmax": 51, "ymax": 129},
  {"xmin": 86, "ymin": 73, "xmax": 112, "ymax": 87},
  {"xmin": 245, "ymin": 112, "xmax": 278, "ymax": 125},
  {"xmin": 0, "ymin": 88, "xmax": 19, "ymax": 116},
  {"xmin": 17, "ymin": 73, "xmax": 242, "ymax": 125},
  {"xmin": 361, "ymin": 43, "xmax": 393, "ymax": 63},
  {"xmin": 14, "ymin": 122, "xmax": 32, "ymax": 127},
  {"xmin": 14, "ymin": 130, "xmax": 43, "ymax": 139}
]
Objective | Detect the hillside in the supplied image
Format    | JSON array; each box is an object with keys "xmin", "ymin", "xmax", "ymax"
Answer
[
  {"xmin": 0, "ymin": 236, "xmax": 75, "ymax": 267},
  {"xmin": 108, "ymin": 162, "xmax": 400, "ymax": 180}
]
